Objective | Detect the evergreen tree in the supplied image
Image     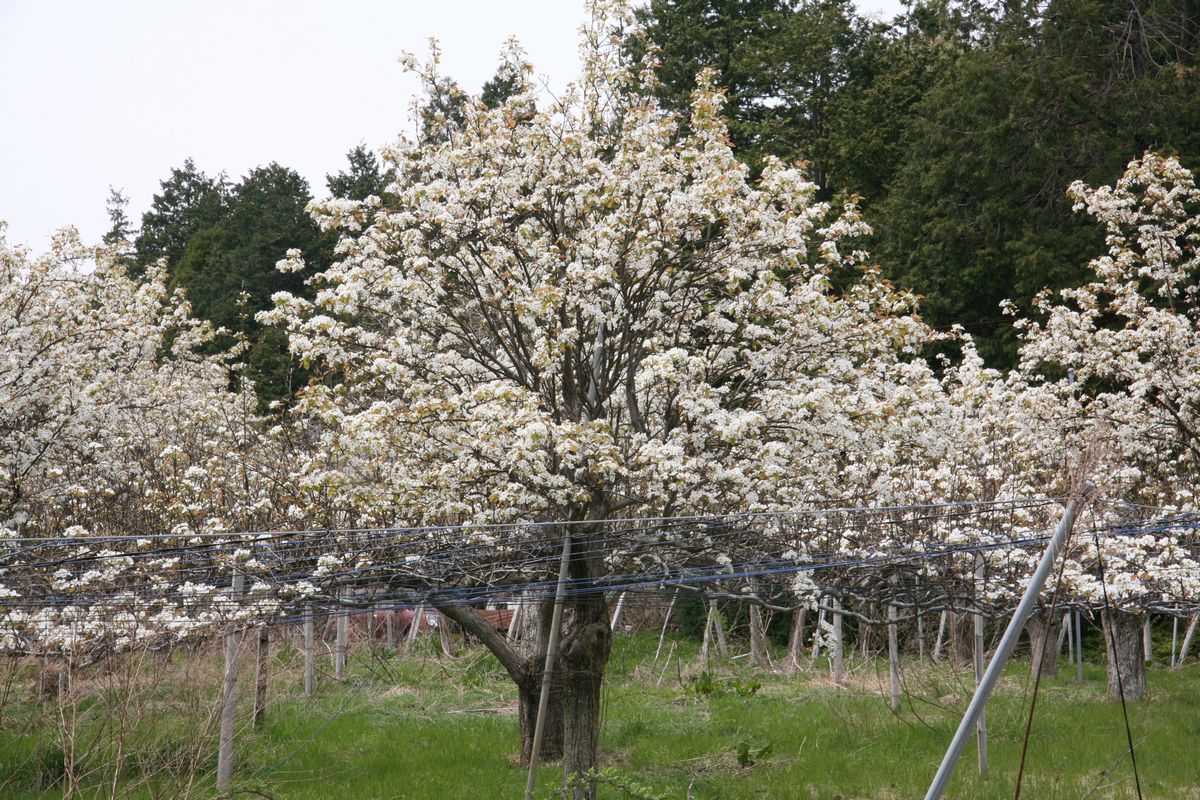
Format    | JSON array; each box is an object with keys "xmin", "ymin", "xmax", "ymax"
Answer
[
  {"xmin": 102, "ymin": 186, "xmax": 134, "ymax": 246},
  {"xmin": 134, "ymin": 159, "xmax": 227, "ymax": 274},
  {"xmin": 327, "ymin": 144, "xmax": 392, "ymax": 201},
  {"xmin": 632, "ymin": 0, "xmax": 799, "ymax": 174},
  {"xmin": 876, "ymin": 0, "xmax": 1200, "ymax": 364},
  {"xmin": 135, "ymin": 161, "xmax": 333, "ymax": 406}
]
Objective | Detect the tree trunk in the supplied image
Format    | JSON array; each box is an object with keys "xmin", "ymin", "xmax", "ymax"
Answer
[
  {"xmin": 562, "ymin": 623, "xmax": 609, "ymax": 795},
  {"xmin": 787, "ymin": 607, "xmax": 807, "ymax": 674},
  {"xmin": 1103, "ymin": 611, "xmax": 1147, "ymax": 701},
  {"xmin": 950, "ymin": 611, "xmax": 973, "ymax": 666},
  {"xmin": 518, "ymin": 674, "xmax": 563, "ymax": 765},
  {"xmin": 1026, "ymin": 610, "xmax": 1062, "ymax": 678},
  {"xmin": 560, "ymin": 529, "xmax": 612, "ymax": 800},
  {"xmin": 749, "ymin": 603, "xmax": 768, "ymax": 670},
  {"xmin": 435, "ymin": 598, "xmax": 564, "ymax": 765}
]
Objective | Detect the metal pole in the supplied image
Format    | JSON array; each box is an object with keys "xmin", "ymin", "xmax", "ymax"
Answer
[
  {"xmin": 524, "ymin": 527, "xmax": 572, "ymax": 800},
  {"xmin": 924, "ymin": 496, "xmax": 1083, "ymax": 800}
]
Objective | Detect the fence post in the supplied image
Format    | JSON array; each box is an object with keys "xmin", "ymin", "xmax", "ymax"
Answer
[
  {"xmin": 1074, "ymin": 609, "xmax": 1084, "ymax": 682},
  {"xmin": 711, "ymin": 600, "xmax": 729, "ymax": 659},
  {"xmin": 933, "ymin": 610, "xmax": 948, "ymax": 663},
  {"xmin": 1171, "ymin": 614, "xmax": 1179, "ymax": 668},
  {"xmin": 609, "ymin": 591, "xmax": 627, "ymax": 631},
  {"xmin": 253, "ymin": 627, "xmax": 269, "ymax": 728},
  {"xmin": 832, "ymin": 596, "xmax": 844, "ymax": 686},
  {"xmin": 1179, "ymin": 614, "xmax": 1198, "ymax": 665},
  {"xmin": 335, "ymin": 589, "xmax": 348, "ymax": 679},
  {"xmin": 973, "ymin": 553, "xmax": 988, "ymax": 776},
  {"xmin": 887, "ymin": 599, "xmax": 901, "ymax": 712},
  {"xmin": 304, "ymin": 603, "xmax": 315, "ymax": 697},
  {"xmin": 217, "ymin": 567, "xmax": 245, "ymax": 793}
]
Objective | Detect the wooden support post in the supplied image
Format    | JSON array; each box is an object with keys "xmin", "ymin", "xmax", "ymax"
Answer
[
  {"xmin": 304, "ymin": 604, "xmax": 315, "ymax": 697},
  {"xmin": 217, "ymin": 568, "xmax": 245, "ymax": 793},
  {"xmin": 335, "ymin": 590, "xmax": 348, "ymax": 679},
  {"xmin": 973, "ymin": 553, "xmax": 988, "ymax": 776},
  {"xmin": 507, "ymin": 594, "xmax": 524, "ymax": 640},
  {"xmin": 1171, "ymin": 614, "xmax": 1179, "ymax": 669},
  {"xmin": 36, "ymin": 651, "xmax": 47, "ymax": 702},
  {"xmin": 609, "ymin": 592, "xmax": 627, "ymax": 631},
  {"xmin": 1057, "ymin": 611, "xmax": 1071, "ymax": 656},
  {"xmin": 749, "ymin": 602, "xmax": 767, "ymax": 670},
  {"xmin": 386, "ymin": 609, "xmax": 396, "ymax": 648},
  {"xmin": 787, "ymin": 607, "xmax": 808, "ymax": 674},
  {"xmin": 701, "ymin": 602, "xmax": 714, "ymax": 668},
  {"xmin": 832, "ymin": 597, "xmax": 844, "ymax": 686},
  {"xmin": 406, "ymin": 604, "xmax": 424, "ymax": 652},
  {"xmin": 887, "ymin": 600, "xmax": 901, "ymax": 713},
  {"xmin": 1074, "ymin": 609, "xmax": 1084, "ymax": 682},
  {"xmin": 811, "ymin": 607, "xmax": 826, "ymax": 661},
  {"xmin": 917, "ymin": 607, "xmax": 926, "ymax": 666},
  {"xmin": 253, "ymin": 627, "xmax": 269, "ymax": 728},
  {"xmin": 933, "ymin": 610, "xmax": 948, "ymax": 663},
  {"xmin": 711, "ymin": 600, "xmax": 729, "ymax": 659},
  {"xmin": 651, "ymin": 589, "xmax": 679, "ymax": 673},
  {"xmin": 438, "ymin": 613, "xmax": 454, "ymax": 657},
  {"xmin": 1179, "ymin": 614, "xmax": 1198, "ymax": 666}
]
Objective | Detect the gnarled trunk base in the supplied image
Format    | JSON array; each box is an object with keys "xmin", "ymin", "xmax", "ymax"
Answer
[
  {"xmin": 518, "ymin": 675, "xmax": 563, "ymax": 766},
  {"xmin": 1104, "ymin": 611, "xmax": 1147, "ymax": 701},
  {"xmin": 1026, "ymin": 610, "xmax": 1062, "ymax": 678}
]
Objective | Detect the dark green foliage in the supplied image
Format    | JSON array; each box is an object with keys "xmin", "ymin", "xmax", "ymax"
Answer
[
  {"xmin": 877, "ymin": 0, "xmax": 1200, "ymax": 365},
  {"xmin": 326, "ymin": 144, "xmax": 392, "ymax": 201},
  {"xmin": 134, "ymin": 159, "xmax": 228, "ymax": 276},
  {"xmin": 135, "ymin": 160, "xmax": 333, "ymax": 407},
  {"xmin": 635, "ymin": 0, "xmax": 1200, "ymax": 366},
  {"xmin": 102, "ymin": 187, "xmax": 134, "ymax": 246},
  {"xmin": 632, "ymin": 0, "xmax": 805, "ymax": 175}
]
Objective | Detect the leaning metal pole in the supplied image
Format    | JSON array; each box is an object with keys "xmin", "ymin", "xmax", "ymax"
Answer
[
  {"xmin": 924, "ymin": 494, "xmax": 1086, "ymax": 800},
  {"xmin": 525, "ymin": 526, "xmax": 573, "ymax": 800}
]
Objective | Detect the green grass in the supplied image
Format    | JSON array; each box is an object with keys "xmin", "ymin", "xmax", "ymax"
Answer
[{"xmin": 3, "ymin": 633, "xmax": 1198, "ymax": 799}]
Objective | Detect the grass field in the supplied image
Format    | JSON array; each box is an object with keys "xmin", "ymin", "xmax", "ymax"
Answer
[{"xmin": 2, "ymin": 631, "xmax": 1198, "ymax": 799}]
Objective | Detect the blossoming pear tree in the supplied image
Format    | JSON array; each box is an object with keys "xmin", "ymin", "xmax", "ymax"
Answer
[
  {"xmin": 1011, "ymin": 152, "xmax": 1200, "ymax": 696},
  {"xmin": 0, "ymin": 227, "xmax": 309, "ymax": 659},
  {"xmin": 264, "ymin": 3, "xmax": 945, "ymax": 780}
]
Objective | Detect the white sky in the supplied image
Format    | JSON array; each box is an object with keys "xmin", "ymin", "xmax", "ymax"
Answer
[{"xmin": 0, "ymin": 0, "xmax": 906, "ymax": 250}]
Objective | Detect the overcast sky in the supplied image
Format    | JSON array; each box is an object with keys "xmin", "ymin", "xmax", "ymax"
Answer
[{"xmin": 0, "ymin": 0, "xmax": 906, "ymax": 251}]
